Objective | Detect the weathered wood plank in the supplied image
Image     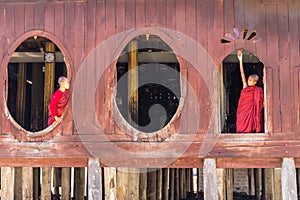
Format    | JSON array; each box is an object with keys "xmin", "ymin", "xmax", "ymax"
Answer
[
  {"xmin": 14, "ymin": 167, "xmax": 22, "ymax": 199},
  {"xmin": 34, "ymin": 2, "xmax": 44, "ymax": 30},
  {"xmin": 74, "ymin": 167, "xmax": 86, "ymax": 200},
  {"xmin": 40, "ymin": 167, "xmax": 51, "ymax": 200},
  {"xmin": 14, "ymin": 4, "xmax": 25, "ymax": 38},
  {"xmin": 1, "ymin": 167, "xmax": 15, "ymax": 200},
  {"xmin": 88, "ymin": 158, "xmax": 102, "ymax": 200},
  {"xmin": 166, "ymin": 0, "xmax": 175, "ymax": 29},
  {"xmin": 61, "ymin": 167, "xmax": 71, "ymax": 200},
  {"xmin": 22, "ymin": 167, "xmax": 33, "ymax": 200}
]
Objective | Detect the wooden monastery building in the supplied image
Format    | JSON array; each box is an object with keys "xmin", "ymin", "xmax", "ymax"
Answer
[{"xmin": 0, "ymin": 0, "xmax": 299, "ymax": 199}]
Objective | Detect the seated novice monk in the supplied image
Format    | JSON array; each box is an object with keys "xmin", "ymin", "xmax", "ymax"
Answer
[
  {"xmin": 236, "ymin": 49, "xmax": 264, "ymax": 133},
  {"xmin": 48, "ymin": 76, "xmax": 70, "ymax": 126}
]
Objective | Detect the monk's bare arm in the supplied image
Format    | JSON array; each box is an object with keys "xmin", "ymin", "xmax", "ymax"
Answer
[{"xmin": 237, "ymin": 49, "xmax": 247, "ymax": 88}]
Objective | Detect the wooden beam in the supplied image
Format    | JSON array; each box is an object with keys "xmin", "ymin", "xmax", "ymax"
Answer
[
  {"xmin": 88, "ymin": 158, "xmax": 102, "ymax": 200},
  {"xmin": 22, "ymin": 167, "xmax": 33, "ymax": 200},
  {"xmin": 203, "ymin": 159, "xmax": 218, "ymax": 200},
  {"xmin": 281, "ymin": 158, "xmax": 298, "ymax": 200},
  {"xmin": 1, "ymin": 167, "xmax": 15, "ymax": 200}
]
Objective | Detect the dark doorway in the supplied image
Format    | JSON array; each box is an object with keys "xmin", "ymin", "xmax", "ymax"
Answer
[{"xmin": 221, "ymin": 51, "xmax": 264, "ymax": 133}]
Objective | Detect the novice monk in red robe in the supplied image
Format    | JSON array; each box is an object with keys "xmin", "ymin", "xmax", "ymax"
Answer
[
  {"xmin": 48, "ymin": 76, "xmax": 70, "ymax": 126},
  {"xmin": 236, "ymin": 49, "xmax": 264, "ymax": 133}
]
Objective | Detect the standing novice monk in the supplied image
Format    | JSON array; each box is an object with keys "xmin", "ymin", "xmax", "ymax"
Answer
[
  {"xmin": 236, "ymin": 49, "xmax": 264, "ymax": 133},
  {"xmin": 48, "ymin": 76, "xmax": 70, "ymax": 126}
]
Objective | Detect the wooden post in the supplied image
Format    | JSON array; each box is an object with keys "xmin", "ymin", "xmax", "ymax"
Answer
[
  {"xmin": 281, "ymin": 158, "xmax": 298, "ymax": 200},
  {"xmin": 217, "ymin": 168, "xmax": 225, "ymax": 200},
  {"xmin": 175, "ymin": 169, "xmax": 180, "ymax": 200},
  {"xmin": 43, "ymin": 41, "xmax": 55, "ymax": 127},
  {"xmin": 74, "ymin": 167, "xmax": 85, "ymax": 200},
  {"xmin": 180, "ymin": 169, "xmax": 186, "ymax": 199},
  {"xmin": 274, "ymin": 168, "xmax": 282, "ymax": 200},
  {"xmin": 53, "ymin": 168, "xmax": 61, "ymax": 198},
  {"xmin": 156, "ymin": 169, "xmax": 162, "ymax": 200},
  {"xmin": 61, "ymin": 167, "xmax": 71, "ymax": 200},
  {"xmin": 263, "ymin": 168, "xmax": 274, "ymax": 200},
  {"xmin": 33, "ymin": 168, "xmax": 40, "ymax": 200},
  {"xmin": 226, "ymin": 169, "xmax": 233, "ymax": 200},
  {"xmin": 139, "ymin": 169, "xmax": 147, "ymax": 200},
  {"xmin": 198, "ymin": 168, "xmax": 203, "ymax": 193},
  {"xmin": 254, "ymin": 169, "xmax": 262, "ymax": 200},
  {"xmin": 1, "ymin": 167, "xmax": 15, "ymax": 200},
  {"xmin": 116, "ymin": 168, "xmax": 139, "ymax": 200},
  {"xmin": 162, "ymin": 168, "xmax": 169, "ymax": 200},
  {"xmin": 203, "ymin": 159, "xmax": 218, "ymax": 200},
  {"xmin": 88, "ymin": 158, "xmax": 102, "ymax": 200},
  {"xmin": 104, "ymin": 167, "xmax": 117, "ymax": 200},
  {"xmin": 40, "ymin": 167, "xmax": 51, "ymax": 200},
  {"xmin": 14, "ymin": 167, "xmax": 22, "ymax": 200},
  {"xmin": 16, "ymin": 63, "xmax": 26, "ymax": 127},
  {"xmin": 169, "ymin": 168, "xmax": 175, "ymax": 200},
  {"xmin": 147, "ymin": 169, "xmax": 157, "ymax": 200},
  {"xmin": 22, "ymin": 167, "xmax": 33, "ymax": 200},
  {"xmin": 128, "ymin": 40, "xmax": 138, "ymax": 127}
]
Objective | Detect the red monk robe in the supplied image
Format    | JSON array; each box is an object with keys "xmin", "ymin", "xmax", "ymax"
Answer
[
  {"xmin": 236, "ymin": 85, "xmax": 264, "ymax": 133},
  {"xmin": 48, "ymin": 89, "xmax": 69, "ymax": 126}
]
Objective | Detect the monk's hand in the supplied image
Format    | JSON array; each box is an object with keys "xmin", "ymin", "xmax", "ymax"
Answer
[
  {"xmin": 237, "ymin": 49, "xmax": 243, "ymax": 61},
  {"xmin": 54, "ymin": 116, "xmax": 62, "ymax": 123}
]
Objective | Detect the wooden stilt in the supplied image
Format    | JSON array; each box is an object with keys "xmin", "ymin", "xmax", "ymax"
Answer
[
  {"xmin": 43, "ymin": 41, "xmax": 55, "ymax": 127},
  {"xmin": 104, "ymin": 167, "xmax": 117, "ymax": 200},
  {"xmin": 61, "ymin": 167, "xmax": 71, "ymax": 200},
  {"xmin": 162, "ymin": 168, "xmax": 169, "ymax": 200},
  {"xmin": 203, "ymin": 159, "xmax": 218, "ymax": 200},
  {"xmin": 53, "ymin": 168, "xmax": 61, "ymax": 198},
  {"xmin": 1, "ymin": 167, "xmax": 15, "ymax": 200},
  {"xmin": 147, "ymin": 169, "xmax": 157, "ymax": 200},
  {"xmin": 14, "ymin": 167, "xmax": 22, "ymax": 200},
  {"xmin": 156, "ymin": 169, "xmax": 162, "ymax": 200},
  {"xmin": 22, "ymin": 167, "xmax": 33, "ymax": 200},
  {"xmin": 116, "ymin": 168, "xmax": 139, "ymax": 200},
  {"xmin": 226, "ymin": 169, "xmax": 233, "ymax": 200},
  {"xmin": 180, "ymin": 169, "xmax": 186, "ymax": 199},
  {"xmin": 198, "ymin": 168, "xmax": 203, "ymax": 193},
  {"xmin": 274, "ymin": 168, "xmax": 282, "ymax": 200},
  {"xmin": 74, "ymin": 167, "xmax": 85, "ymax": 200},
  {"xmin": 40, "ymin": 167, "xmax": 51, "ymax": 200},
  {"xmin": 88, "ymin": 159, "xmax": 102, "ymax": 200},
  {"xmin": 175, "ymin": 169, "xmax": 180, "ymax": 200},
  {"xmin": 254, "ymin": 169, "xmax": 262, "ymax": 200},
  {"xmin": 128, "ymin": 168, "xmax": 139, "ymax": 199},
  {"xmin": 217, "ymin": 168, "xmax": 225, "ymax": 200},
  {"xmin": 139, "ymin": 169, "xmax": 147, "ymax": 200},
  {"xmin": 169, "ymin": 168, "xmax": 175, "ymax": 200},
  {"xmin": 281, "ymin": 158, "xmax": 298, "ymax": 200},
  {"xmin": 33, "ymin": 168, "xmax": 40, "ymax": 200},
  {"xmin": 264, "ymin": 168, "xmax": 274, "ymax": 200}
]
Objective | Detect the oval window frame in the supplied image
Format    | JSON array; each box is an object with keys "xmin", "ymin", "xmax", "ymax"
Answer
[
  {"xmin": 110, "ymin": 31, "xmax": 188, "ymax": 141},
  {"xmin": 2, "ymin": 30, "xmax": 72, "ymax": 142}
]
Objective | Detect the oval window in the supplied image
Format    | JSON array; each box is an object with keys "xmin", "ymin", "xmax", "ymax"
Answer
[
  {"xmin": 7, "ymin": 36, "xmax": 67, "ymax": 132},
  {"xmin": 116, "ymin": 34, "xmax": 181, "ymax": 133}
]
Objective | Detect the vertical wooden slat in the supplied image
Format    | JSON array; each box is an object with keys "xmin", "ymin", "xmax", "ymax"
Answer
[
  {"xmin": 1, "ymin": 167, "xmax": 15, "ymax": 200},
  {"xmin": 24, "ymin": 4, "xmax": 34, "ymax": 32},
  {"xmin": 166, "ymin": 0, "xmax": 175, "ymax": 30},
  {"xmin": 117, "ymin": 168, "xmax": 139, "ymax": 200},
  {"xmin": 135, "ymin": 0, "xmax": 145, "ymax": 28},
  {"xmin": 180, "ymin": 169, "xmax": 186, "ymax": 199},
  {"xmin": 41, "ymin": 167, "xmax": 51, "ymax": 200},
  {"xmin": 169, "ymin": 168, "xmax": 175, "ymax": 200},
  {"xmin": 116, "ymin": 0, "xmax": 125, "ymax": 32},
  {"xmin": 145, "ymin": 0, "xmax": 156, "ymax": 27},
  {"xmin": 22, "ymin": 167, "xmax": 33, "ymax": 200},
  {"xmin": 203, "ymin": 159, "xmax": 218, "ymax": 200},
  {"xmin": 217, "ymin": 168, "xmax": 225, "ymax": 200},
  {"xmin": 156, "ymin": 169, "xmax": 162, "ymax": 200},
  {"xmin": 274, "ymin": 168, "xmax": 282, "ymax": 200},
  {"xmin": 64, "ymin": 0, "xmax": 75, "ymax": 53},
  {"xmin": 61, "ymin": 167, "xmax": 71, "ymax": 200},
  {"xmin": 34, "ymin": 2, "xmax": 45, "ymax": 30},
  {"xmin": 44, "ymin": 2, "xmax": 55, "ymax": 33},
  {"xmin": 139, "ymin": 169, "xmax": 147, "ymax": 200},
  {"xmin": 174, "ymin": 169, "xmax": 180, "ymax": 200},
  {"xmin": 147, "ymin": 169, "xmax": 156, "ymax": 200},
  {"xmin": 282, "ymin": 158, "xmax": 298, "ymax": 200},
  {"xmin": 16, "ymin": 63, "xmax": 26, "ymax": 127},
  {"xmin": 14, "ymin": 167, "xmax": 22, "ymax": 200},
  {"xmin": 14, "ymin": 4, "xmax": 25, "ymax": 38},
  {"xmin": 156, "ymin": 0, "xmax": 166, "ymax": 28},
  {"xmin": 162, "ymin": 168, "xmax": 169, "ymax": 200},
  {"xmin": 54, "ymin": 2, "xmax": 64, "ymax": 40},
  {"xmin": 264, "ymin": 168, "xmax": 274, "ymax": 200},
  {"xmin": 74, "ymin": 167, "xmax": 85, "ymax": 200},
  {"xmin": 254, "ymin": 168, "xmax": 262, "ymax": 200},
  {"xmin": 88, "ymin": 158, "xmax": 102, "ymax": 200},
  {"xmin": 226, "ymin": 169, "xmax": 234, "ymax": 200},
  {"xmin": 33, "ymin": 168, "xmax": 40, "ymax": 200},
  {"xmin": 278, "ymin": 4, "xmax": 292, "ymax": 132}
]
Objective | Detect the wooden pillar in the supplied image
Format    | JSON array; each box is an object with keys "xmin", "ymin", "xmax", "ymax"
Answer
[
  {"xmin": 116, "ymin": 168, "xmax": 139, "ymax": 200},
  {"xmin": 156, "ymin": 169, "xmax": 162, "ymax": 200},
  {"xmin": 197, "ymin": 168, "xmax": 203, "ymax": 193},
  {"xmin": 263, "ymin": 168, "xmax": 274, "ymax": 200},
  {"xmin": 274, "ymin": 168, "xmax": 282, "ymax": 200},
  {"xmin": 174, "ymin": 169, "xmax": 180, "ymax": 200},
  {"xmin": 203, "ymin": 159, "xmax": 218, "ymax": 200},
  {"xmin": 104, "ymin": 167, "xmax": 117, "ymax": 200},
  {"xmin": 147, "ymin": 169, "xmax": 157, "ymax": 200},
  {"xmin": 16, "ymin": 63, "xmax": 26, "ymax": 126},
  {"xmin": 33, "ymin": 168, "xmax": 40, "ymax": 200},
  {"xmin": 226, "ymin": 169, "xmax": 233, "ymax": 200},
  {"xmin": 61, "ymin": 167, "xmax": 71, "ymax": 200},
  {"xmin": 53, "ymin": 168, "xmax": 61, "ymax": 197},
  {"xmin": 88, "ymin": 159, "xmax": 102, "ymax": 200},
  {"xmin": 281, "ymin": 158, "xmax": 298, "ymax": 200},
  {"xmin": 180, "ymin": 169, "xmax": 186, "ymax": 199},
  {"xmin": 139, "ymin": 169, "xmax": 147, "ymax": 200},
  {"xmin": 162, "ymin": 168, "xmax": 169, "ymax": 200},
  {"xmin": 14, "ymin": 167, "xmax": 22, "ymax": 199},
  {"xmin": 1, "ymin": 167, "xmax": 15, "ymax": 200},
  {"xmin": 128, "ymin": 40, "xmax": 138, "ymax": 126},
  {"xmin": 43, "ymin": 42, "xmax": 55, "ymax": 127},
  {"xmin": 40, "ymin": 167, "xmax": 51, "ymax": 200},
  {"xmin": 169, "ymin": 168, "xmax": 175, "ymax": 200},
  {"xmin": 22, "ymin": 167, "xmax": 33, "ymax": 200},
  {"xmin": 74, "ymin": 167, "xmax": 85, "ymax": 200},
  {"xmin": 254, "ymin": 168, "xmax": 262, "ymax": 200},
  {"xmin": 217, "ymin": 169, "xmax": 225, "ymax": 200}
]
